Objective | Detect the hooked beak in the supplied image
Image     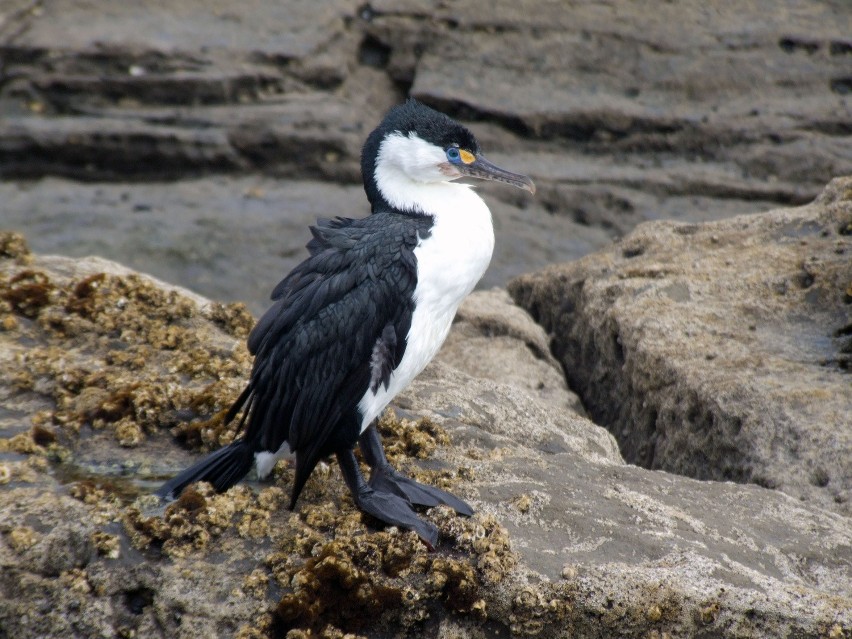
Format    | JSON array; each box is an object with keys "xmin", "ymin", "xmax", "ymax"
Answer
[{"xmin": 458, "ymin": 155, "xmax": 536, "ymax": 195}]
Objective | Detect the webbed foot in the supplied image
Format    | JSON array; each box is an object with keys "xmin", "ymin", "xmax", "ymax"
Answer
[
  {"xmin": 353, "ymin": 486, "xmax": 439, "ymax": 549},
  {"xmin": 368, "ymin": 465, "xmax": 473, "ymax": 516},
  {"xmin": 337, "ymin": 448, "xmax": 439, "ymax": 549}
]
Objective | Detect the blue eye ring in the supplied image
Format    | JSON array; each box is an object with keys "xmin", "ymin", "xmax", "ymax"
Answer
[{"xmin": 446, "ymin": 147, "xmax": 461, "ymax": 163}]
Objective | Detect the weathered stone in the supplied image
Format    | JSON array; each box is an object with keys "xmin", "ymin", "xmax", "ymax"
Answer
[
  {"xmin": 0, "ymin": 176, "xmax": 610, "ymax": 316},
  {"xmin": 3, "ymin": 0, "xmax": 850, "ymax": 313},
  {"xmin": 441, "ymin": 288, "xmax": 585, "ymax": 415},
  {"xmin": 0, "ymin": 177, "xmax": 365, "ymax": 315},
  {"xmin": 510, "ymin": 176, "xmax": 852, "ymax": 517},
  {"xmin": 368, "ymin": 0, "xmax": 851, "ymax": 230},
  {"xmin": 403, "ymin": 361, "xmax": 852, "ymax": 637},
  {"xmin": 1, "ymin": 242, "xmax": 849, "ymax": 638}
]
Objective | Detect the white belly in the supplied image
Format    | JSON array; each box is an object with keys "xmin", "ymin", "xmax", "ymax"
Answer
[{"xmin": 357, "ymin": 183, "xmax": 495, "ymax": 430}]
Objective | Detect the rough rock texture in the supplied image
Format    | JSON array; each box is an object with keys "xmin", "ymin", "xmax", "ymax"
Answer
[
  {"xmin": 2, "ymin": 0, "xmax": 850, "ymax": 312},
  {"xmin": 444, "ymin": 288, "xmax": 585, "ymax": 415},
  {"xmin": 401, "ymin": 362, "xmax": 852, "ymax": 638},
  {"xmin": 510, "ymin": 176, "xmax": 852, "ymax": 518},
  {"xmin": 2, "ymin": 236, "xmax": 850, "ymax": 638}
]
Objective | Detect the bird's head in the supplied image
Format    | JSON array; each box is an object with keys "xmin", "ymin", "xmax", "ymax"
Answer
[{"xmin": 362, "ymin": 99, "xmax": 535, "ymax": 213}]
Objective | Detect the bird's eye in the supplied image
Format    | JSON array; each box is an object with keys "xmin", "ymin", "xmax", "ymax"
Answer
[{"xmin": 446, "ymin": 147, "xmax": 461, "ymax": 163}]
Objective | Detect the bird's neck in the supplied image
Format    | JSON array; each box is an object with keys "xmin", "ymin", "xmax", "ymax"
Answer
[{"xmin": 371, "ymin": 163, "xmax": 482, "ymax": 222}]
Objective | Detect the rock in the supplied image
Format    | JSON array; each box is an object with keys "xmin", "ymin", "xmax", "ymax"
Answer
[
  {"xmin": 403, "ymin": 361, "xmax": 852, "ymax": 637},
  {"xmin": 0, "ymin": 175, "xmax": 610, "ymax": 316},
  {"xmin": 1, "ymin": 236, "xmax": 849, "ymax": 638},
  {"xmin": 3, "ymin": 0, "xmax": 850, "ymax": 312},
  {"xmin": 361, "ymin": 0, "xmax": 852, "ymax": 229},
  {"xmin": 440, "ymin": 288, "xmax": 585, "ymax": 415},
  {"xmin": 0, "ymin": 0, "xmax": 375, "ymax": 181},
  {"xmin": 0, "ymin": 177, "xmax": 366, "ymax": 315},
  {"xmin": 510, "ymin": 176, "xmax": 852, "ymax": 517}
]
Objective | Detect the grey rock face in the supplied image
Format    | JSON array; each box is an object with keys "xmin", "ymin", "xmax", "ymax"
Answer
[
  {"xmin": 0, "ymin": 178, "xmax": 365, "ymax": 316},
  {"xmin": 510, "ymin": 177, "xmax": 852, "ymax": 517},
  {"xmin": 441, "ymin": 288, "xmax": 586, "ymax": 415},
  {"xmin": 404, "ymin": 361, "xmax": 852, "ymax": 636},
  {"xmin": 2, "ymin": 0, "xmax": 850, "ymax": 313},
  {"xmin": 3, "ymin": 242, "xmax": 848, "ymax": 638}
]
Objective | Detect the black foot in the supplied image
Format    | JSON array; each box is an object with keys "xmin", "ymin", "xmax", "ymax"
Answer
[
  {"xmin": 369, "ymin": 465, "xmax": 473, "ymax": 517},
  {"xmin": 359, "ymin": 422, "xmax": 474, "ymax": 517},
  {"xmin": 336, "ymin": 448, "xmax": 439, "ymax": 549},
  {"xmin": 355, "ymin": 488, "xmax": 440, "ymax": 550}
]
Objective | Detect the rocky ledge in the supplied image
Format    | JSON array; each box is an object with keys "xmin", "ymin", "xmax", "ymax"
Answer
[
  {"xmin": 2, "ymin": 0, "xmax": 850, "ymax": 314},
  {"xmin": 510, "ymin": 175, "xmax": 852, "ymax": 517},
  {"xmin": 1, "ymin": 180, "xmax": 850, "ymax": 639}
]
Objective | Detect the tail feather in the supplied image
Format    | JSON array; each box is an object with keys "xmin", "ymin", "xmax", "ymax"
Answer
[
  {"xmin": 225, "ymin": 384, "xmax": 253, "ymax": 429},
  {"xmin": 156, "ymin": 440, "xmax": 255, "ymax": 500}
]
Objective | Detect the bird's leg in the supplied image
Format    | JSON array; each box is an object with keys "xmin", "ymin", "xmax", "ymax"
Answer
[
  {"xmin": 358, "ymin": 422, "xmax": 473, "ymax": 517},
  {"xmin": 336, "ymin": 448, "xmax": 439, "ymax": 549}
]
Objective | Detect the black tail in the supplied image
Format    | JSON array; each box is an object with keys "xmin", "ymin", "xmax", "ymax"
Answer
[{"xmin": 156, "ymin": 440, "xmax": 255, "ymax": 500}]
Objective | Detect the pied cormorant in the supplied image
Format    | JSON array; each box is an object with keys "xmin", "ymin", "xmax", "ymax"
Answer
[{"xmin": 157, "ymin": 99, "xmax": 535, "ymax": 548}]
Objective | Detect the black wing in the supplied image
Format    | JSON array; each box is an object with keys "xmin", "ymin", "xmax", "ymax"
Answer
[{"xmin": 235, "ymin": 212, "xmax": 432, "ymax": 506}]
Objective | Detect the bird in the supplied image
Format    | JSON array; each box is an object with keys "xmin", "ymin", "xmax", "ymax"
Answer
[{"xmin": 156, "ymin": 99, "xmax": 535, "ymax": 548}]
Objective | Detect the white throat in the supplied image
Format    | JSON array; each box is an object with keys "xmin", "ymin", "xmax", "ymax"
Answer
[
  {"xmin": 374, "ymin": 132, "xmax": 464, "ymax": 214},
  {"xmin": 358, "ymin": 132, "xmax": 496, "ymax": 430}
]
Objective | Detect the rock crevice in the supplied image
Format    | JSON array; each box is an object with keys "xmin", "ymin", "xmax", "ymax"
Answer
[{"xmin": 511, "ymin": 176, "xmax": 852, "ymax": 516}]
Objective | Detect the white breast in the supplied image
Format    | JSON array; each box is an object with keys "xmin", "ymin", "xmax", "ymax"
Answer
[{"xmin": 357, "ymin": 182, "xmax": 494, "ymax": 430}]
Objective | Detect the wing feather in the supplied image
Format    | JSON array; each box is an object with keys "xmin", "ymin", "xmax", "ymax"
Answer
[{"xmin": 236, "ymin": 212, "xmax": 431, "ymax": 506}]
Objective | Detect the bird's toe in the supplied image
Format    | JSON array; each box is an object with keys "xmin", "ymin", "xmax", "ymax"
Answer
[
  {"xmin": 355, "ymin": 488, "xmax": 440, "ymax": 549},
  {"xmin": 369, "ymin": 466, "xmax": 473, "ymax": 517}
]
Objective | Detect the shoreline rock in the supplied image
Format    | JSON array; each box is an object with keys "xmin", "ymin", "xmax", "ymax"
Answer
[
  {"xmin": 2, "ymin": 233, "xmax": 850, "ymax": 638},
  {"xmin": 510, "ymin": 177, "xmax": 852, "ymax": 517},
  {"xmin": 3, "ymin": 0, "xmax": 851, "ymax": 314}
]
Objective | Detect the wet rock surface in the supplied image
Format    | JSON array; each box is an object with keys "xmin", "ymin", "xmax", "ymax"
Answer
[
  {"xmin": 1, "ymin": 237, "xmax": 850, "ymax": 638},
  {"xmin": 511, "ymin": 176, "xmax": 852, "ymax": 518},
  {"xmin": 2, "ymin": 0, "xmax": 850, "ymax": 312}
]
